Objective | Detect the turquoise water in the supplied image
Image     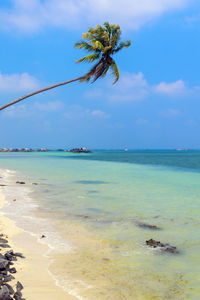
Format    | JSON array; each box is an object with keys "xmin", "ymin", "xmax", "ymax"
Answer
[{"xmin": 0, "ymin": 150, "xmax": 200, "ymax": 299}]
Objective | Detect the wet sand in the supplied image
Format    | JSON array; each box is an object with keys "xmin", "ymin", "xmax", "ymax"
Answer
[{"xmin": 0, "ymin": 191, "xmax": 77, "ymax": 300}]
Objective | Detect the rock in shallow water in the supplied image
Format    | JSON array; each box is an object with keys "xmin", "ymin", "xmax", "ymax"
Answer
[
  {"xmin": 137, "ymin": 223, "xmax": 161, "ymax": 230},
  {"xmin": 146, "ymin": 239, "xmax": 179, "ymax": 254}
]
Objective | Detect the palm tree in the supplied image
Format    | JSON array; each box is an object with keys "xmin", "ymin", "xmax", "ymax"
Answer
[{"xmin": 0, "ymin": 22, "xmax": 131, "ymax": 111}]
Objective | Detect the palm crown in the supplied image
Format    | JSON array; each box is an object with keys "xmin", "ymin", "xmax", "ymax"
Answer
[
  {"xmin": 75, "ymin": 22, "xmax": 131, "ymax": 84},
  {"xmin": 0, "ymin": 22, "xmax": 131, "ymax": 111}
]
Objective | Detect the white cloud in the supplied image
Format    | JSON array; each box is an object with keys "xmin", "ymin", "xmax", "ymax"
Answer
[
  {"xmin": 0, "ymin": 0, "xmax": 190, "ymax": 33},
  {"xmin": 64, "ymin": 105, "xmax": 110, "ymax": 120},
  {"xmin": 0, "ymin": 72, "xmax": 40, "ymax": 93},
  {"xmin": 90, "ymin": 110, "xmax": 110, "ymax": 119},
  {"xmin": 85, "ymin": 72, "xmax": 197, "ymax": 103},
  {"xmin": 2, "ymin": 100, "xmax": 64, "ymax": 118},
  {"xmin": 154, "ymin": 80, "xmax": 186, "ymax": 96},
  {"xmin": 106, "ymin": 72, "xmax": 149, "ymax": 102}
]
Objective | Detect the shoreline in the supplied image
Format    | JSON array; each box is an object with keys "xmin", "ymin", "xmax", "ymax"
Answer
[{"xmin": 0, "ymin": 171, "xmax": 77, "ymax": 300}]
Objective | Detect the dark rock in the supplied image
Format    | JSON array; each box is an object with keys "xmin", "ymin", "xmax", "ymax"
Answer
[
  {"xmin": 40, "ymin": 235, "xmax": 46, "ymax": 239},
  {"xmin": 5, "ymin": 251, "xmax": 14, "ymax": 256},
  {"xmin": 16, "ymin": 282, "xmax": 23, "ymax": 292},
  {"xmin": 16, "ymin": 182, "xmax": 25, "ymax": 185},
  {"xmin": 9, "ymin": 268, "xmax": 16, "ymax": 274},
  {"xmin": 4, "ymin": 253, "xmax": 16, "ymax": 262},
  {"xmin": 1, "ymin": 271, "xmax": 7, "ymax": 276},
  {"xmin": 0, "ymin": 259, "xmax": 9, "ymax": 270},
  {"xmin": 3, "ymin": 275, "xmax": 15, "ymax": 283},
  {"xmin": 0, "ymin": 244, "xmax": 11, "ymax": 249},
  {"xmin": 0, "ymin": 184, "xmax": 6, "ymax": 187},
  {"xmin": 32, "ymin": 183, "xmax": 38, "ymax": 185},
  {"xmin": 14, "ymin": 253, "xmax": 25, "ymax": 259},
  {"xmin": 137, "ymin": 223, "xmax": 160, "ymax": 230},
  {"xmin": 146, "ymin": 239, "xmax": 179, "ymax": 254},
  {"xmin": 4, "ymin": 284, "xmax": 14, "ymax": 295},
  {"xmin": 0, "ymin": 285, "xmax": 12, "ymax": 300},
  {"xmin": 14, "ymin": 292, "xmax": 22, "ymax": 300},
  {"xmin": 13, "ymin": 199, "xmax": 16, "ymax": 202}
]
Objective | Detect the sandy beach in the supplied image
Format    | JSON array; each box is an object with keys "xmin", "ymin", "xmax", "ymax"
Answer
[{"xmin": 0, "ymin": 189, "xmax": 76, "ymax": 300}]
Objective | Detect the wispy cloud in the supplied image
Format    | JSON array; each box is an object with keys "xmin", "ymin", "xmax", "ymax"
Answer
[
  {"xmin": 0, "ymin": 0, "xmax": 190, "ymax": 33},
  {"xmin": 34, "ymin": 101, "xmax": 64, "ymax": 112},
  {"xmin": 2, "ymin": 100, "xmax": 63, "ymax": 118},
  {"xmin": 0, "ymin": 72, "xmax": 40, "ymax": 93},
  {"xmin": 160, "ymin": 109, "xmax": 181, "ymax": 117},
  {"xmin": 106, "ymin": 72, "xmax": 149, "ymax": 102},
  {"xmin": 85, "ymin": 72, "xmax": 198, "ymax": 103},
  {"xmin": 136, "ymin": 118, "xmax": 148, "ymax": 125},
  {"xmin": 64, "ymin": 105, "xmax": 110, "ymax": 120},
  {"xmin": 154, "ymin": 80, "xmax": 186, "ymax": 96}
]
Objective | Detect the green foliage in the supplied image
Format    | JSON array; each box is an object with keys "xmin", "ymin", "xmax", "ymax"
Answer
[{"xmin": 75, "ymin": 22, "xmax": 131, "ymax": 84}]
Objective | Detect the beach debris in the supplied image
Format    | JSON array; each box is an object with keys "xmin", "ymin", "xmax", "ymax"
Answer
[
  {"xmin": 137, "ymin": 223, "xmax": 161, "ymax": 230},
  {"xmin": 0, "ymin": 184, "xmax": 6, "ymax": 187},
  {"xmin": 41, "ymin": 234, "xmax": 46, "ymax": 239},
  {"xmin": 16, "ymin": 182, "xmax": 25, "ymax": 185},
  {"xmin": 146, "ymin": 239, "xmax": 179, "ymax": 254}
]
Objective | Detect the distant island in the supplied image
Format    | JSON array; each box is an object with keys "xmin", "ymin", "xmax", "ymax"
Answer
[{"xmin": 0, "ymin": 147, "xmax": 92, "ymax": 153}]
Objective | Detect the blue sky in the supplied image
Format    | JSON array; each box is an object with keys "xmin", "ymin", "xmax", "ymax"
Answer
[{"xmin": 0, "ymin": 0, "xmax": 200, "ymax": 149}]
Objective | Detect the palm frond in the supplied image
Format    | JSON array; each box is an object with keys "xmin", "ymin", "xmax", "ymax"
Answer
[
  {"xmin": 74, "ymin": 41, "xmax": 99, "ymax": 53},
  {"xmin": 81, "ymin": 60, "xmax": 102, "ymax": 82},
  {"xmin": 110, "ymin": 59, "xmax": 120, "ymax": 84},
  {"xmin": 74, "ymin": 22, "xmax": 131, "ymax": 84},
  {"xmin": 100, "ymin": 65, "xmax": 109, "ymax": 78},
  {"xmin": 113, "ymin": 40, "xmax": 131, "ymax": 53},
  {"xmin": 75, "ymin": 53, "xmax": 100, "ymax": 63}
]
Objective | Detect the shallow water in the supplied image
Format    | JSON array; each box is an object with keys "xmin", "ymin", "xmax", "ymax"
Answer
[{"xmin": 0, "ymin": 150, "xmax": 200, "ymax": 299}]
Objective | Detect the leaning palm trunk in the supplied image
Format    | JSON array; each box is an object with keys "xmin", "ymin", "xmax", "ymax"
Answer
[
  {"xmin": 0, "ymin": 22, "xmax": 131, "ymax": 112},
  {"xmin": 0, "ymin": 76, "xmax": 83, "ymax": 111}
]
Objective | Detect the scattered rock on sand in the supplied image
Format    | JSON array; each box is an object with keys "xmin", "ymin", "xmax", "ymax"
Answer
[
  {"xmin": 41, "ymin": 235, "xmax": 46, "ymax": 239},
  {"xmin": 16, "ymin": 282, "xmax": 23, "ymax": 292},
  {"xmin": 0, "ymin": 236, "xmax": 25, "ymax": 299},
  {"xmin": 0, "ymin": 244, "xmax": 11, "ymax": 249},
  {"xmin": 146, "ymin": 239, "xmax": 179, "ymax": 254},
  {"xmin": 0, "ymin": 238, "xmax": 8, "ymax": 244},
  {"xmin": 16, "ymin": 182, "xmax": 25, "ymax": 185},
  {"xmin": 0, "ymin": 285, "xmax": 11, "ymax": 300}
]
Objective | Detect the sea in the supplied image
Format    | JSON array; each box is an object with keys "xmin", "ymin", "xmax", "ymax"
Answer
[{"xmin": 0, "ymin": 149, "xmax": 200, "ymax": 299}]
